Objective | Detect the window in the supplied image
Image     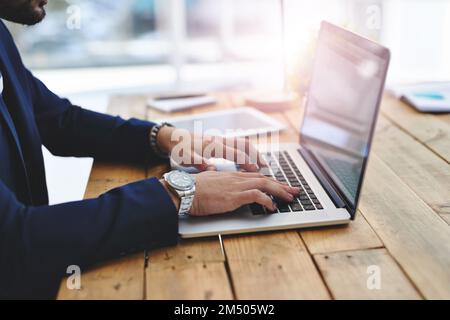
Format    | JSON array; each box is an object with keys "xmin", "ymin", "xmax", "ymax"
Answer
[
  {"xmin": 6, "ymin": 0, "xmax": 449, "ymax": 83},
  {"xmin": 8, "ymin": 0, "xmax": 283, "ymax": 69},
  {"xmin": 8, "ymin": 0, "xmax": 167, "ymax": 69}
]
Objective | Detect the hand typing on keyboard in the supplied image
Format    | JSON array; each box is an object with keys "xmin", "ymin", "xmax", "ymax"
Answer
[
  {"xmin": 184, "ymin": 171, "xmax": 300, "ymax": 217},
  {"xmin": 250, "ymin": 151, "xmax": 325, "ymax": 215}
]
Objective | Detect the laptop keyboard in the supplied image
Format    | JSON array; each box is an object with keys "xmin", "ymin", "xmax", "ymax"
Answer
[{"xmin": 250, "ymin": 151, "xmax": 323, "ymax": 215}]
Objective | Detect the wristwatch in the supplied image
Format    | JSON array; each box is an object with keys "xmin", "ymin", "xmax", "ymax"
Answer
[{"xmin": 163, "ymin": 170, "xmax": 196, "ymax": 216}]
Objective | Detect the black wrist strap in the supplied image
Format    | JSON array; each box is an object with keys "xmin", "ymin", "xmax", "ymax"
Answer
[{"xmin": 149, "ymin": 122, "xmax": 174, "ymax": 159}]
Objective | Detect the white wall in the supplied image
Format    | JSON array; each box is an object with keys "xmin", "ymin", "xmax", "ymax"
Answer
[{"xmin": 382, "ymin": 0, "xmax": 450, "ymax": 83}]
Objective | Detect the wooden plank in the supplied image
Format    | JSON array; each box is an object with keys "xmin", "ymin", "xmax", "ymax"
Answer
[
  {"xmin": 373, "ymin": 116, "xmax": 450, "ymax": 218},
  {"xmin": 58, "ymin": 96, "xmax": 148, "ymax": 300},
  {"xmin": 147, "ymin": 263, "xmax": 231, "ymax": 300},
  {"xmin": 315, "ymin": 248, "xmax": 421, "ymax": 299},
  {"xmin": 381, "ymin": 95, "xmax": 450, "ymax": 163},
  {"xmin": 58, "ymin": 254, "xmax": 145, "ymax": 300},
  {"xmin": 224, "ymin": 232, "xmax": 330, "ymax": 300},
  {"xmin": 359, "ymin": 154, "xmax": 450, "ymax": 299},
  {"xmin": 146, "ymin": 238, "xmax": 233, "ymax": 300},
  {"xmin": 85, "ymin": 163, "xmax": 147, "ymax": 199},
  {"xmin": 301, "ymin": 213, "xmax": 383, "ymax": 254}
]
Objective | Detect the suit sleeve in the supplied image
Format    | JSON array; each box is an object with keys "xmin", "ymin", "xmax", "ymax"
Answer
[
  {"xmin": 0, "ymin": 177, "xmax": 179, "ymax": 299},
  {"xmin": 27, "ymin": 69, "xmax": 159, "ymax": 163}
]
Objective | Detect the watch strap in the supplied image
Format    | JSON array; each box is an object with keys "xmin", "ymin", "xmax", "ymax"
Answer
[
  {"xmin": 149, "ymin": 122, "xmax": 174, "ymax": 159},
  {"xmin": 179, "ymin": 193, "xmax": 195, "ymax": 216}
]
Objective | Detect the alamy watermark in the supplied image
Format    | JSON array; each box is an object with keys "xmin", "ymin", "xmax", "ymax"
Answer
[
  {"xmin": 66, "ymin": 0, "xmax": 82, "ymax": 30},
  {"xmin": 366, "ymin": 265, "xmax": 381, "ymax": 290},
  {"xmin": 366, "ymin": 4, "xmax": 382, "ymax": 31},
  {"xmin": 66, "ymin": 265, "xmax": 81, "ymax": 290}
]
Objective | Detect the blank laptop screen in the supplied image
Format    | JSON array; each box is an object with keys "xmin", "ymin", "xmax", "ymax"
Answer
[{"xmin": 300, "ymin": 22, "xmax": 390, "ymax": 208}]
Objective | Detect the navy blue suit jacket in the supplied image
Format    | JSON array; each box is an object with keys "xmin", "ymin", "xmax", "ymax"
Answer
[{"xmin": 0, "ymin": 21, "xmax": 178, "ymax": 299}]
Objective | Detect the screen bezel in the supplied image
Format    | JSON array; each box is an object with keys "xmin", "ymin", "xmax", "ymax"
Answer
[{"xmin": 299, "ymin": 21, "xmax": 391, "ymax": 218}]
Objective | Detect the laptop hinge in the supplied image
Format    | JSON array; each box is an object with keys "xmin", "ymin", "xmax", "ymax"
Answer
[{"xmin": 298, "ymin": 148, "xmax": 346, "ymax": 209}]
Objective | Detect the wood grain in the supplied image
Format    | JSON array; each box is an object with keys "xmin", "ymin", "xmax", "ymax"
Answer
[
  {"xmin": 146, "ymin": 238, "xmax": 233, "ymax": 300},
  {"xmin": 359, "ymin": 155, "xmax": 450, "ymax": 299},
  {"xmin": 315, "ymin": 248, "xmax": 421, "ymax": 299},
  {"xmin": 224, "ymin": 232, "xmax": 330, "ymax": 300},
  {"xmin": 381, "ymin": 95, "xmax": 450, "ymax": 163},
  {"xmin": 300, "ymin": 213, "xmax": 383, "ymax": 254},
  {"xmin": 57, "ymin": 92, "xmax": 450, "ymax": 300},
  {"xmin": 58, "ymin": 254, "xmax": 145, "ymax": 300},
  {"xmin": 373, "ymin": 116, "xmax": 450, "ymax": 217}
]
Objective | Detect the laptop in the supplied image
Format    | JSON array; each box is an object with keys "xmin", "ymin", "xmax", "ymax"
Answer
[{"xmin": 179, "ymin": 21, "xmax": 390, "ymax": 238}]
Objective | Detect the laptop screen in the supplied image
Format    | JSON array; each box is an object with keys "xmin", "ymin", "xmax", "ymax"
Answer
[{"xmin": 300, "ymin": 22, "xmax": 390, "ymax": 211}]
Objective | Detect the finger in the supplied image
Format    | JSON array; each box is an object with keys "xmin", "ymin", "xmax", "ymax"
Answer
[
  {"xmin": 209, "ymin": 137, "xmax": 259, "ymax": 172},
  {"xmin": 246, "ymin": 141, "xmax": 268, "ymax": 168},
  {"xmin": 183, "ymin": 152, "xmax": 208, "ymax": 171},
  {"xmin": 233, "ymin": 137, "xmax": 267, "ymax": 168},
  {"xmin": 233, "ymin": 172, "xmax": 266, "ymax": 178},
  {"xmin": 237, "ymin": 190, "xmax": 276, "ymax": 211},
  {"xmin": 232, "ymin": 172, "xmax": 300, "ymax": 194},
  {"xmin": 240, "ymin": 178, "xmax": 295, "ymax": 202},
  {"xmin": 223, "ymin": 146, "xmax": 259, "ymax": 172}
]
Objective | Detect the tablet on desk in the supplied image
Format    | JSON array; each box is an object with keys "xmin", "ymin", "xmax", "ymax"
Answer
[{"xmin": 155, "ymin": 107, "xmax": 287, "ymax": 138}]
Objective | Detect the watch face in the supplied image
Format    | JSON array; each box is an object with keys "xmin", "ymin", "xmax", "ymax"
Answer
[{"xmin": 167, "ymin": 171, "xmax": 195, "ymax": 191}]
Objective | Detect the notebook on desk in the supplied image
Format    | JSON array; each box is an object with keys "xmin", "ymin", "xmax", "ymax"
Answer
[
  {"xmin": 389, "ymin": 82, "xmax": 450, "ymax": 113},
  {"xmin": 147, "ymin": 94, "xmax": 217, "ymax": 113}
]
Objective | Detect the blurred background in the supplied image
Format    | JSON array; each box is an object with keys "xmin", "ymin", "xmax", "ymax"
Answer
[{"xmin": 5, "ymin": 0, "xmax": 450, "ymax": 203}]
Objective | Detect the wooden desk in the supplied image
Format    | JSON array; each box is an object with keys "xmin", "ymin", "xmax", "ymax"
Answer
[{"xmin": 57, "ymin": 92, "xmax": 450, "ymax": 300}]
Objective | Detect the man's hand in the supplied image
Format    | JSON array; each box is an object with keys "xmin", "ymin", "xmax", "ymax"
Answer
[
  {"xmin": 188, "ymin": 171, "xmax": 299, "ymax": 216},
  {"xmin": 157, "ymin": 126, "xmax": 266, "ymax": 172}
]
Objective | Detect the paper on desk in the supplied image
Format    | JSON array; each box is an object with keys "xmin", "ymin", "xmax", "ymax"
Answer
[
  {"xmin": 387, "ymin": 82, "xmax": 450, "ymax": 112},
  {"xmin": 147, "ymin": 95, "xmax": 217, "ymax": 113}
]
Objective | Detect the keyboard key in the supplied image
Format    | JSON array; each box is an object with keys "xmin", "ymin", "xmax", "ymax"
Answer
[
  {"xmin": 263, "ymin": 151, "xmax": 321, "ymax": 214},
  {"xmin": 300, "ymin": 199, "xmax": 313, "ymax": 206},
  {"xmin": 290, "ymin": 202, "xmax": 303, "ymax": 211},
  {"xmin": 278, "ymin": 205, "xmax": 291, "ymax": 213}
]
